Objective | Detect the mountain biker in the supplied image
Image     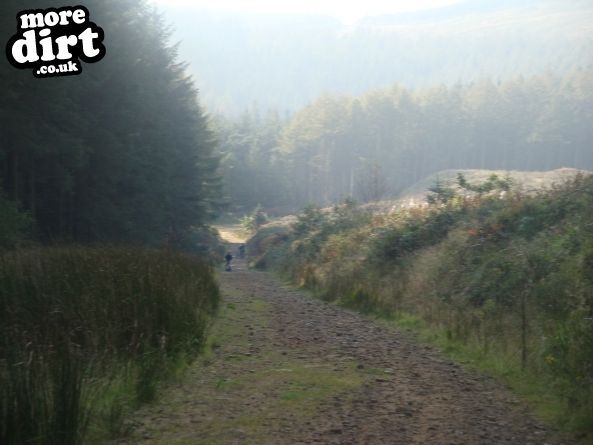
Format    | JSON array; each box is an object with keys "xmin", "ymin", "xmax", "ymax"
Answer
[{"xmin": 225, "ymin": 252, "xmax": 233, "ymax": 271}]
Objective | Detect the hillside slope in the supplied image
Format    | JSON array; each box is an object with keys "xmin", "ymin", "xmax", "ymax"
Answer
[
  {"xmin": 160, "ymin": 0, "xmax": 593, "ymax": 113},
  {"xmin": 360, "ymin": 168, "xmax": 590, "ymax": 213},
  {"xmin": 399, "ymin": 167, "xmax": 589, "ymax": 200}
]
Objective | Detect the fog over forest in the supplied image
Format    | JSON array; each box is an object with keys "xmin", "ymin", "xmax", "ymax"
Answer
[
  {"xmin": 163, "ymin": 0, "xmax": 593, "ymax": 114},
  {"xmin": 149, "ymin": 0, "xmax": 593, "ymax": 214}
]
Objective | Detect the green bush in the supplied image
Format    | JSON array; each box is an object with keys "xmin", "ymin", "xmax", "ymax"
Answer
[
  {"xmin": 370, "ymin": 207, "xmax": 465, "ymax": 264},
  {"xmin": 180, "ymin": 225, "xmax": 226, "ymax": 261},
  {"xmin": 240, "ymin": 204, "xmax": 269, "ymax": 234},
  {"xmin": 543, "ymin": 313, "xmax": 593, "ymax": 427}
]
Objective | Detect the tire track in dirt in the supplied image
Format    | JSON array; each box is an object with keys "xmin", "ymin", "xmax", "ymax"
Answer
[{"xmin": 119, "ymin": 248, "xmax": 572, "ymax": 445}]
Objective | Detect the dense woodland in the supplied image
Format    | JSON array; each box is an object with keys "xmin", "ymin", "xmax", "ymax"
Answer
[
  {"xmin": 0, "ymin": 0, "xmax": 221, "ymax": 247},
  {"xmin": 217, "ymin": 70, "xmax": 593, "ymax": 213}
]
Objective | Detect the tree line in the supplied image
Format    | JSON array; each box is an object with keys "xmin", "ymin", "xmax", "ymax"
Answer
[
  {"xmin": 0, "ymin": 0, "xmax": 221, "ymax": 247},
  {"xmin": 217, "ymin": 70, "xmax": 593, "ymax": 213}
]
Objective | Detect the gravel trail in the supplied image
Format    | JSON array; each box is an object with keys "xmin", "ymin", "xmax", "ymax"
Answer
[{"xmin": 121, "ymin": 249, "xmax": 570, "ymax": 445}]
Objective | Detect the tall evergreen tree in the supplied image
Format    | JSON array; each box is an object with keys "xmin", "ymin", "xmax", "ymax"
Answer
[{"xmin": 0, "ymin": 0, "xmax": 221, "ymax": 245}]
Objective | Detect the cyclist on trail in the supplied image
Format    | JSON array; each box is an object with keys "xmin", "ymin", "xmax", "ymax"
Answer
[
  {"xmin": 225, "ymin": 252, "xmax": 233, "ymax": 271},
  {"xmin": 238, "ymin": 244, "xmax": 245, "ymax": 258}
]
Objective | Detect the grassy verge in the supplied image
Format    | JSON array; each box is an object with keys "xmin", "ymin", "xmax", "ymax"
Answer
[
  {"xmin": 249, "ymin": 174, "xmax": 593, "ymax": 441},
  {"xmin": 0, "ymin": 246, "xmax": 220, "ymax": 444},
  {"xmin": 385, "ymin": 312, "xmax": 577, "ymax": 432}
]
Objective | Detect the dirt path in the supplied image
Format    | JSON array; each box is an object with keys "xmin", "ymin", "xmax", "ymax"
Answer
[{"xmin": 120, "ymin": 242, "xmax": 571, "ymax": 444}]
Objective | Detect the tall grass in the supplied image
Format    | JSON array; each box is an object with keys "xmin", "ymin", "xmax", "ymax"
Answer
[{"xmin": 0, "ymin": 246, "xmax": 219, "ymax": 444}]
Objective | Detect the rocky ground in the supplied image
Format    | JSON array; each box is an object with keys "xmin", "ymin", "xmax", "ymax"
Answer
[{"xmin": 118, "ymin": 244, "xmax": 572, "ymax": 445}]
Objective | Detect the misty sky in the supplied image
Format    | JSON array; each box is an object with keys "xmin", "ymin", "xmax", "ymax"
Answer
[
  {"xmin": 147, "ymin": 0, "xmax": 593, "ymax": 114},
  {"xmin": 150, "ymin": 0, "xmax": 464, "ymax": 24}
]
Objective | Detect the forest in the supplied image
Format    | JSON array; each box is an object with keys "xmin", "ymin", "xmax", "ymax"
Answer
[
  {"xmin": 217, "ymin": 70, "xmax": 593, "ymax": 213},
  {"xmin": 1, "ymin": 0, "xmax": 592, "ymax": 443},
  {"xmin": 1, "ymin": 0, "xmax": 221, "ymax": 248}
]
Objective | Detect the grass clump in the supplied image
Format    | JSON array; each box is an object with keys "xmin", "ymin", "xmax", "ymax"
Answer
[{"xmin": 0, "ymin": 246, "xmax": 219, "ymax": 444}]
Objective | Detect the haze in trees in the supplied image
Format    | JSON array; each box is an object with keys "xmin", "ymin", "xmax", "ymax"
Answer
[
  {"xmin": 0, "ymin": 0, "xmax": 221, "ymax": 246},
  {"xmin": 160, "ymin": 0, "xmax": 593, "ymax": 114},
  {"xmin": 217, "ymin": 72, "xmax": 593, "ymax": 212}
]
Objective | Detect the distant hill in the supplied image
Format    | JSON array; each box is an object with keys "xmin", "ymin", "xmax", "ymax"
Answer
[
  {"xmin": 363, "ymin": 168, "xmax": 591, "ymax": 212},
  {"xmin": 159, "ymin": 0, "xmax": 593, "ymax": 114}
]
